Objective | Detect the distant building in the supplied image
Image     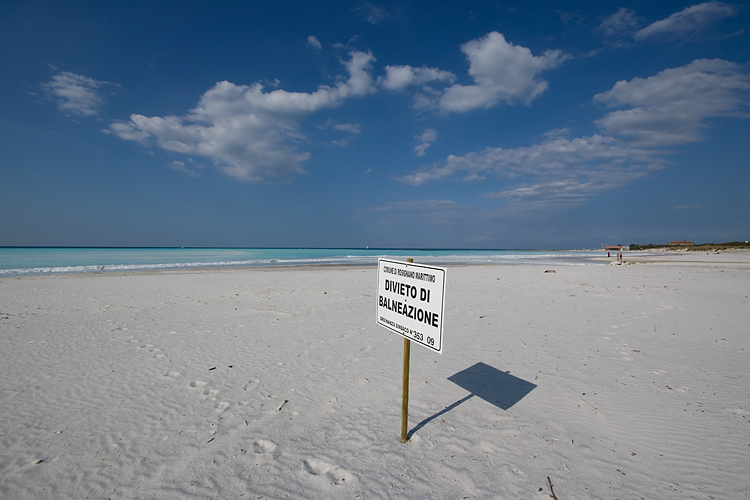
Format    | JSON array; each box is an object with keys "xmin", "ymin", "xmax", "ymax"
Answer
[
  {"xmin": 668, "ymin": 241, "xmax": 695, "ymax": 246},
  {"xmin": 605, "ymin": 245, "xmax": 623, "ymax": 251}
]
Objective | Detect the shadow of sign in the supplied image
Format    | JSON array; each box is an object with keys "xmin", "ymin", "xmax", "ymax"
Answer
[
  {"xmin": 448, "ymin": 362, "xmax": 537, "ymax": 410},
  {"xmin": 408, "ymin": 362, "xmax": 537, "ymax": 439}
]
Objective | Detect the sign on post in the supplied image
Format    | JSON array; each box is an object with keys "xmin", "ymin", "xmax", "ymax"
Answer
[{"xmin": 376, "ymin": 258, "xmax": 446, "ymax": 353}]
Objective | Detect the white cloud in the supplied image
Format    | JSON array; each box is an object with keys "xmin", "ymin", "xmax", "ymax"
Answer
[
  {"xmin": 333, "ymin": 123, "xmax": 361, "ymax": 133},
  {"xmin": 111, "ymin": 51, "xmax": 375, "ymax": 182},
  {"xmin": 42, "ymin": 71, "xmax": 113, "ymax": 117},
  {"xmin": 377, "ymin": 33, "xmax": 566, "ymax": 112},
  {"xmin": 557, "ymin": 10, "xmax": 584, "ymax": 26},
  {"xmin": 355, "ymin": 3, "xmax": 389, "ymax": 25},
  {"xmin": 635, "ymin": 1, "xmax": 739, "ymax": 40},
  {"xmin": 482, "ymin": 168, "xmax": 649, "ymax": 208},
  {"xmin": 414, "ymin": 129, "xmax": 437, "ymax": 157},
  {"xmin": 396, "ymin": 58, "xmax": 750, "ymax": 210},
  {"xmin": 168, "ymin": 160, "xmax": 200, "ymax": 177},
  {"xmin": 594, "ymin": 59, "xmax": 750, "ymax": 146},
  {"xmin": 330, "ymin": 139, "xmax": 350, "ymax": 148},
  {"xmin": 396, "ymin": 133, "xmax": 664, "ymax": 208},
  {"xmin": 108, "ymin": 121, "xmax": 150, "ymax": 142},
  {"xmin": 307, "ymin": 35, "xmax": 322, "ymax": 50},
  {"xmin": 598, "ymin": 7, "xmax": 641, "ymax": 37},
  {"xmin": 365, "ymin": 200, "xmax": 458, "ymax": 212},
  {"xmin": 398, "ymin": 133, "xmax": 661, "ymax": 184},
  {"xmin": 378, "ymin": 65, "xmax": 456, "ymax": 91},
  {"xmin": 439, "ymin": 32, "xmax": 568, "ymax": 112}
]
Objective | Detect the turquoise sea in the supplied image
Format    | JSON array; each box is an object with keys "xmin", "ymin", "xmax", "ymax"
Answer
[{"xmin": 0, "ymin": 247, "xmax": 610, "ymax": 277}]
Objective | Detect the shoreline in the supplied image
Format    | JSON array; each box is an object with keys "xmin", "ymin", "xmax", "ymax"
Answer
[
  {"xmin": 0, "ymin": 249, "xmax": 615, "ymax": 279},
  {"xmin": 3, "ymin": 248, "xmax": 749, "ymax": 280}
]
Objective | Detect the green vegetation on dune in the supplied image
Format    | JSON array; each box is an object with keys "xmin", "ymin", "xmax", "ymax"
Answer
[{"xmin": 629, "ymin": 241, "xmax": 750, "ymax": 251}]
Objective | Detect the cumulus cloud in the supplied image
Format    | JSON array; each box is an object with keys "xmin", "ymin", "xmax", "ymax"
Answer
[
  {"xmin": 594, "ymin": 59, "xmax": 750, "ymax": 146},
  {"xmin": 377, "ymin": 32, "xmax": 565, "ymax": 111},
  {"xmin": 379, "ymin": 65, "xmax": 456, "ymax": 91},
  {"xmin": 42, "ymin": 71, "xmax": 114, "ymax": 117},
  {"xmin": 439, "ymin": 32, "xmax": 568, "ymax": 112},
  {"xmin": 414, "ymin": 129, "xmax": 437, "ymax": 157},
  {"xmin": 396, "ymin": 58, "xmax": 750, "ymax": 210},
  {"xmin": 307, "ymin": 35, "xmax": 322, "ymax": 50},
  {"xmin": 635, "ymin": 1, "xmax": 739, "ymax": 40},
  {"xmin": 110, "ymin": 51, "xmax": 375, "ymax": 182}
]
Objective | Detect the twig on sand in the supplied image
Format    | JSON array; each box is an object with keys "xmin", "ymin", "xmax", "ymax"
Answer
[{"xmin": 547, "ymin": 476, "xmax": 559, "ymax": 500}]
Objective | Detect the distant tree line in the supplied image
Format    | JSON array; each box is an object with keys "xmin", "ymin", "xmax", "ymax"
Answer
[
  {"xmin": 629, "ymin": 241, "xmax": 750, "ymax": 251},
  {"xmin": 628, "ymin": 243, "xmax": 664, "ymax": 250}
]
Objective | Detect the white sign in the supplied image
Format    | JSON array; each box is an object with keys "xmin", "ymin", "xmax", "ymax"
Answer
[{"xmin": 376, "ymin": 258, "xmax": 446, "ymax": 353}]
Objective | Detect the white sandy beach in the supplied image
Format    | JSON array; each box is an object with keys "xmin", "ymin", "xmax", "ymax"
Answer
[{"xmin": 1, "ymin": 255, "xmax": 749, "ymax": 499}]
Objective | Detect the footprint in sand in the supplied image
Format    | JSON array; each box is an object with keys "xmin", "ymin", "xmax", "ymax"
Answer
[
  {"xmin": 254, "ymin": 440, "xmax": 277, "ymax": 454},
  {"xmin": 249, "ymin": 440, "xmax": 279, "ymax": 465},
  {"xmin": 304, "ymin": 458, "xmax": 355, "ymax": 485},
  {"xmin": 189, "ymin": 380, "xmax": 207, "ymax": 388},
  {"xmin": 164, "ymin": 371, "xmax": 180, "ymax": 377},
  {"xmin": 244, "ymin": 379, "xmax": 259, "ymax": 392},
  {"xmin": 326, "ymin": 467, "xmax": 355, "ymax": 486},
  {"xmin": 304, "ymin": 458, "xmax": 329, "ymax": 475}
]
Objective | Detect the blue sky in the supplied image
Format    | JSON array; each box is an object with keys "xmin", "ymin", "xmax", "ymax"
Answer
[{"xmin": 1, "ymin": 0, "xmax": 748, "ymax": 248}]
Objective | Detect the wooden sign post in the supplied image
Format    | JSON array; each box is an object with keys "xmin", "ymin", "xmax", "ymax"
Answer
[
  {"xmin": 401, "ymin": 258, "xmax": 413, "ymax": 443},
  {"xmin": 376, "ymin": 257, "xmax": 446, "ymax": 443}
]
